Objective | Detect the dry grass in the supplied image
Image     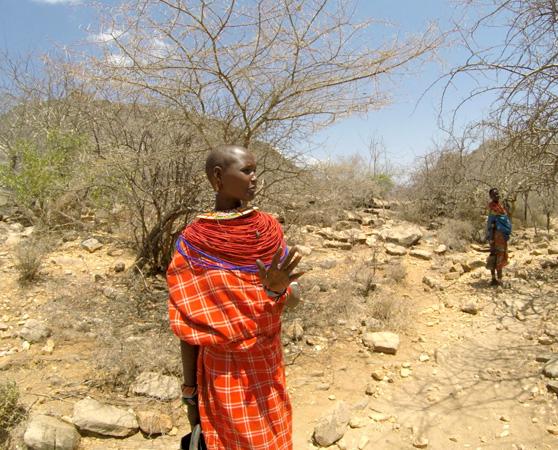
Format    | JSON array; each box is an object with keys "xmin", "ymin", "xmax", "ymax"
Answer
[
  {"xmin": 367, "ymin": 295, "xmax": 411, "ymax": 332},
  {"xmin": 384, "ymin": 261, "xmax": 407, "ymax": 284},
  {"xmin": 14, "ymin": 236, "xmax": 51, "ymax": 285},
  {"xmin": 0, "ymin": 381, "xmax": 26, "ymax": 446}
]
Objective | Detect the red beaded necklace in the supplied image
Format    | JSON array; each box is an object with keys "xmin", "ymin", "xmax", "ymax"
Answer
[{"xmin": 178, "ymin": 209, "xmax": 286, "ymax": 272}]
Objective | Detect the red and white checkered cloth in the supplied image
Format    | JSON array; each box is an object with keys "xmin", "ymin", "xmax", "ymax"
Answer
[{"xmin": 168, "ymin": 241, "xmax": 292, "ymax": 450}]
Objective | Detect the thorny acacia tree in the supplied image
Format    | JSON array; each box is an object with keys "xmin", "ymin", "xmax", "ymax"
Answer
[
  {"xmin": 83, "ymin": 0, "xmax": 441, "ymax": 150},
  {"xmin": 445, "ymin": 0, "xmax": 558, "ymax": 197},
  {"xmin": 73, "ymin": 0, "xmax": 441, "ymax": 271}
]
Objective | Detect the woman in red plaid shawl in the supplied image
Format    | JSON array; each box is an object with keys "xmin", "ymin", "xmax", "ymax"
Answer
[{"xmin": 167, "ymin": 145, "xmax": 303, "ymax": 450}]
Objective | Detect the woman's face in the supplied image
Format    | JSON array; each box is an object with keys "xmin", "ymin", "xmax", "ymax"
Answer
[{"xmin": 216, "ymin": 150, "xmax": 257, "ymax": 203}]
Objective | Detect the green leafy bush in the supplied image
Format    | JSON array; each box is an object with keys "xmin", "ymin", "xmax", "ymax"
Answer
[{"xmin": 0, "ymin": 130, "xmax": 85, "ymax": 216}]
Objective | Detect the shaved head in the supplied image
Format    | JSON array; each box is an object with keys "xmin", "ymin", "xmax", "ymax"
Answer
[{"xmin": 205, "ymin": 144, "xmax": 250, "ymax": 184}]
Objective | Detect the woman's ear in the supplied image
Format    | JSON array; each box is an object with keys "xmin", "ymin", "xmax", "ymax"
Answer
[{"xmin": 212, "ymin": 166, "xmax": 223, "ymax": 191}]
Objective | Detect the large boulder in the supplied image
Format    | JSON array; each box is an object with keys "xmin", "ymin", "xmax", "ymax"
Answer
[
  {"xmin": 130, "ymin": 372, "xmax": 181, "ymax": 401},
  {"xmin": 384, "ymin": 226, "xmax": 422, "ymax": 247},
  {"xmin": 24, "ymin": 415, "xmax": 80, "ymax": 450},
  {"xmin": 72, "ymin": 398, "xmax": 138, "ymax": 437},
  {"xmin": 313, "ymin": 401, "xmax": 351, "ymax": 447}
]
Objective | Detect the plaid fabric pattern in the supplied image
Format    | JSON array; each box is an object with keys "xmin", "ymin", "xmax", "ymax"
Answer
[{"xmin": 168, "ymin": 243, "xmax": 292, "ymax": 450}]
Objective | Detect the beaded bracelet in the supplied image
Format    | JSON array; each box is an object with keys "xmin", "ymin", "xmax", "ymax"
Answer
[
  {"xmin": 265, "ymin": 287, "xmax": 287, "ymax": 299},
  {"xmin": 181, "ymin": 384, "xmax": 198, "ymax": 407}
]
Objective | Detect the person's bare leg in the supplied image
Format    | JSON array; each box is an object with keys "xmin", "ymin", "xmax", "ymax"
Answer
[
  {"xmin": 180, "ymin": 341, "xmax": 200, "ymax": 428},
  {"xmin": 490, "ymin": 268, "xmax": 498, "ymax": 285}
]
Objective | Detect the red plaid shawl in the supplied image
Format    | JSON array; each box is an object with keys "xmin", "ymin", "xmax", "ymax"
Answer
[{"xmin": 167, "ymin": 215, "xmax": 292, "ymax": 450}]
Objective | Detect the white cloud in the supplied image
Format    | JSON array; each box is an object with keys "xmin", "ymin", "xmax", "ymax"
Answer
[
  {"xmin": 87, "ymin": 29, "xmax": 125, "ymax": 44},
  {"xmin": 32, "ymin": 0, "xmax": 83, "ymax": 4}
]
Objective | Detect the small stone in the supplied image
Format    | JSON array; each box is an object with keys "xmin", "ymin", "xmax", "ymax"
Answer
[
  {"xmin": 547, "ymin": 426, "xmax": 558, "ymax": 436},
  {"xmin": 410, "ymin": 249, "xmax": 432, "ymax": 260},
  {"xmin": 413, "ymin": 437, "xmax": 429, "ymax": 448},
  {"xmin": 81, "ymin": 238, "xmax": 103, "ymax": 253},
  {"xmin": 499, "ymin": 430, "xmax": 510, "ymax": 438},
  {"xmin": 349, "ymin": 417, "xmax": 368, "ymax": 428},
  {"xmin": 297, "ymin": 245, "xmax": 313, "ymax": 256},
  {"xmin": 21, "ymin": 341, "xmax": 31, "ymax": 351},
  {"xmin": 536, "ymin": 354, "xmax": 554, "ymax": 363},
  {"xmin": 400, "ymin": 368, "xmax": 411, "ymax": 378},
  {"xmin": 312, "ymin": 401, "xmax": 351, "ymax": 447},
  {"xmin": 444, "ymin": 272, "xmax": 461, "ymax": 281},
  {"xmin": 422, "ymin": 276, "xmax": 440, "ymax": 289},
  {"xmin": 358, "ymin": 435, "xmax": 370, "ymax": 449},
  {"xmin": 362, "ymin": 332, "xmax": 400, "ymax": 355},
  {"xmin": 365, "ymin": 383, "xmax": 376, "ymax": 395},
  {"xmin": 328, "ymin": 394, "xmax": 336, "ymax": 400},
  {"xmin": 449, "ymin": 436, "xmax": 458, "ymax": 442},
  {"xmin": 434, "ymin": 245, "xmax": 447, "ymax": 255},
  {"xmin": 136, "ymin": 410, "xmax": 173, "ymax": 435},
  {"xmin": 371, "ymin": 370, "xmax": 385, "ymax": 381},
  {"xmin": 323, "ymin": 240, "xmax": 352, "ymax": 250},
  {"xmin": 306, "ymin": 336, "xmax": 319, "ymax": 346},
  {"xmin": 499, "ymin": 415, "xmax": 510, "ymax": 422},
  {"xmin": 543, "ymin": 359, "xmax": 558, "ymax": 378},
  {"xmin": 107, "ymin": 248, "xmax": 124, "ymax": 257},
  {"xmin": 460, "ymin": 302, "xmax": 479, "ymax": 315},
  {"xmin": 547, "ymin": 380, "xmax": 558, "ymax": 394},
  {"xmin": 538, "ymin": 336, "xmax": 554, "ymax": 345},
  {"xmin": 316, "ymin": 383, "xmax": 330, "ymax": 391},
  {"xmin": 369, "ymin": 412, "xmax": 390, "ymax": 422},
  {"xmin": 419, "ymin": 354, "xmax": 430, "ymax": 362},
  {"xmin": 114, "ymin": 262, "xmax": 125, "ymax": 273},
  {"xmin": 19, "ymin": 319, "xmax": 51, "ymax": 343},
  {"xmin": 41, "ymin": 339, "xmax": 55, "ymax": 354}
]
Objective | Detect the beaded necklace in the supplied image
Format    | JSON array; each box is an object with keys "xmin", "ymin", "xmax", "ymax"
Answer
[{"xmin": 177, "ymin": 209, "xmax": 286, "ymax": 273}]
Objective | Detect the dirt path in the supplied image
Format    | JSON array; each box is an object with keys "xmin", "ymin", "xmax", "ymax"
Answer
[{"xmin": 289, "ymin": 251, "xmax": 558, "ymax": 449}]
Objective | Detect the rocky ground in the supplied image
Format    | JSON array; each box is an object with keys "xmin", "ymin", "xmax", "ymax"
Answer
[{"xmin": 1, "ymin": 206, "xmax": 557, "ymax": 450}]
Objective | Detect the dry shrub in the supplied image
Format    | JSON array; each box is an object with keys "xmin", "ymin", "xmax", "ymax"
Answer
[
  {"xmin": 437, "ymin": 218, "xmax": 476, "ymax": 251},
  {"xmin": 384, "ymin": 261, "xmax": 407, "ymax": 284},
  {"xmin": 0, "ymin": 381, "xmax": 25, "ymax": 443},
  {"xmin": 94, "ymin": 334, "xmax": 181, "ymax": 390},
  {"xmin": 351, "ymin": 261, "xmax": 378, "ymax": 297},
  {"xmin": 367, "ymin": 295, "xmax": 411, "ymax": 332},
  {"xmin": 14, "ymin": 236, "xmax": 51, "ymax": 284}
]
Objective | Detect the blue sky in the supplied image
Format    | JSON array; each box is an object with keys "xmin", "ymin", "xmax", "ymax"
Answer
[{"xmin": 0, "ymin": 0, "xmax": 499, "ymax": 169}]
